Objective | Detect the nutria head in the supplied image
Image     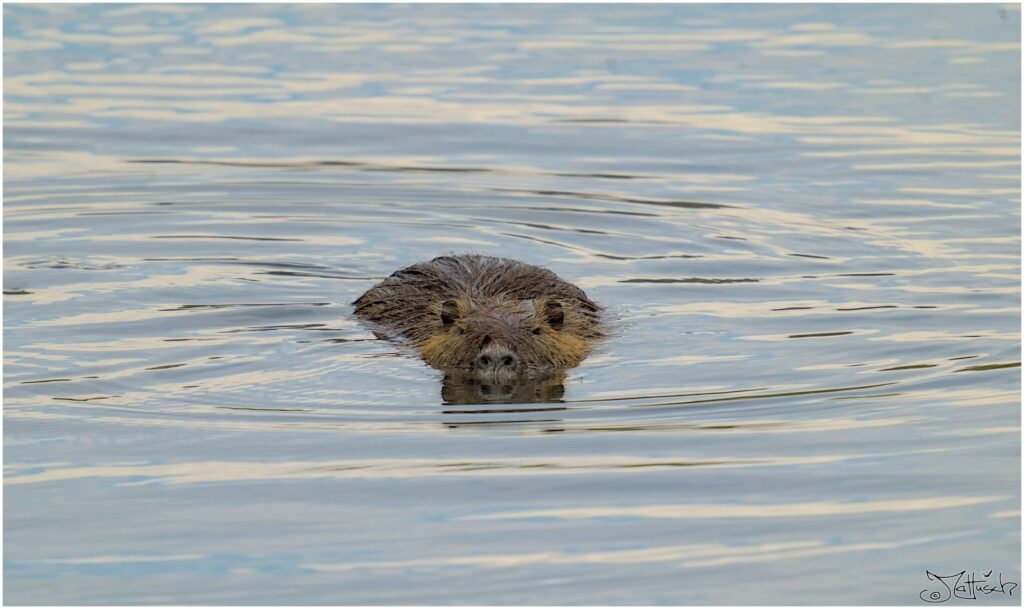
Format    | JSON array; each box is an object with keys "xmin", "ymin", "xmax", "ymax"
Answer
[
  {"xmin": 419, "ymin": 296, "xmax": 590, "ymax": 382},
  {"xmin": 353, "ymin": 255, "xmax": 603, "ymax": 403}
]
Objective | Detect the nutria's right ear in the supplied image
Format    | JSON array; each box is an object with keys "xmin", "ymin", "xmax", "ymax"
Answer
[
  {"xmin": 440, "ymin": 300, "xmax": 460, "ymax": 329},
  {"xmin": 542, "ymin": 299, "xmax": 565, "ymax": 331}
]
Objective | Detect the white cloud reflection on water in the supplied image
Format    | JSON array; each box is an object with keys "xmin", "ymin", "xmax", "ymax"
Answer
[
  {"xmin": 1, "ymin": 453, "xmax": 967, "ymax": 486},
  {"xmin": 302, "ymin": 533, "xmax": 972, "ymax": 572}
]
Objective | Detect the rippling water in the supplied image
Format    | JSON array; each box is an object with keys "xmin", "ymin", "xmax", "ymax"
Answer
[{"xmin": 4, "ymin": 4, "xmax": 1021, "ymax": 604}]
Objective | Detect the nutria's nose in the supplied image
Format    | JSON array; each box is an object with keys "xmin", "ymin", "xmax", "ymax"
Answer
[{"xmin": 475, "ymin": 351, "xmax": 518, "ymax": 373}]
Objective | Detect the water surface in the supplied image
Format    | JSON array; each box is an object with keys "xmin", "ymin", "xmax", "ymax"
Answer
[{"xmin": 4, "ymin": 4, "xmax": 1021, "ymax": 604}]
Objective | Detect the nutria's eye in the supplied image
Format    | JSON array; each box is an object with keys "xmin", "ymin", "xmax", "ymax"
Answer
[
  {"xmin": 544, "ymin": 300, "xmax": 565, "ymax": 331},
  {"xmin": 440, "ymin": 300, "xmax": 459, "ymax": 330},
  {"xmin": 531, "ymin": 327, "xmax": 542, "ymax": 335}
]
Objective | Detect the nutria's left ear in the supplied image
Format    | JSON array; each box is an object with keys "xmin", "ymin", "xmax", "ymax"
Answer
[
  {"xmin": 440, "ymin": 300, "xmax": 460, "ymax": 329},
  {"xmin": 541, "ymin": 299, "xmax": 565, "ymax": 330}
]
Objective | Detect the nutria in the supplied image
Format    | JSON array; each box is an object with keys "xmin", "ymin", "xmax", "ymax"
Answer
[{"xmin": 353, "ymin": 255, "xmax": 603, "ymax": 382}]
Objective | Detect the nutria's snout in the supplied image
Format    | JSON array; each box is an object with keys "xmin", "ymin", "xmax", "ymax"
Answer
[{"xmin": 474, "ymin": 343, "xmax": 521, "ymax": 380}]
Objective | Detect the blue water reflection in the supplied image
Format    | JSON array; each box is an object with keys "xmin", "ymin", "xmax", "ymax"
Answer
[{"xmin": 4, "ymin": 3, "xmax": 1020, "ymax": 604}]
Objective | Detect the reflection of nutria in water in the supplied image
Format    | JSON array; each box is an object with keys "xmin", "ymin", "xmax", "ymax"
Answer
[
  {"xmin": 441, "ymin": 371, "xmax": 568, "ymax": 405},
  {"xmin": 353, "ymin": 255, "xmax": 603, "ymax": 387}
]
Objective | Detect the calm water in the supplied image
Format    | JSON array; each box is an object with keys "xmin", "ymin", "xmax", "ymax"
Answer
[{"xmin": 4, "ymin": 4, "xmax": 1021, "ymax": 605}]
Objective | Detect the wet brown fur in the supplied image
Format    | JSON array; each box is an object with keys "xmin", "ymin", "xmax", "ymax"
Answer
[{"xmin": 353, "ymin": 255, "xmax": 602, "ymax": 377}]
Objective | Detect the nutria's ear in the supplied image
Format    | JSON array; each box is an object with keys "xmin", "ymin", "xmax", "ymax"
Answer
[
  {"xmin": 440, "ymin": 300, "xmax": 460, "ymax": 329},
  {"xmin": 542, "ymin": 299, "xmax": 565, "ymax": 331}
]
